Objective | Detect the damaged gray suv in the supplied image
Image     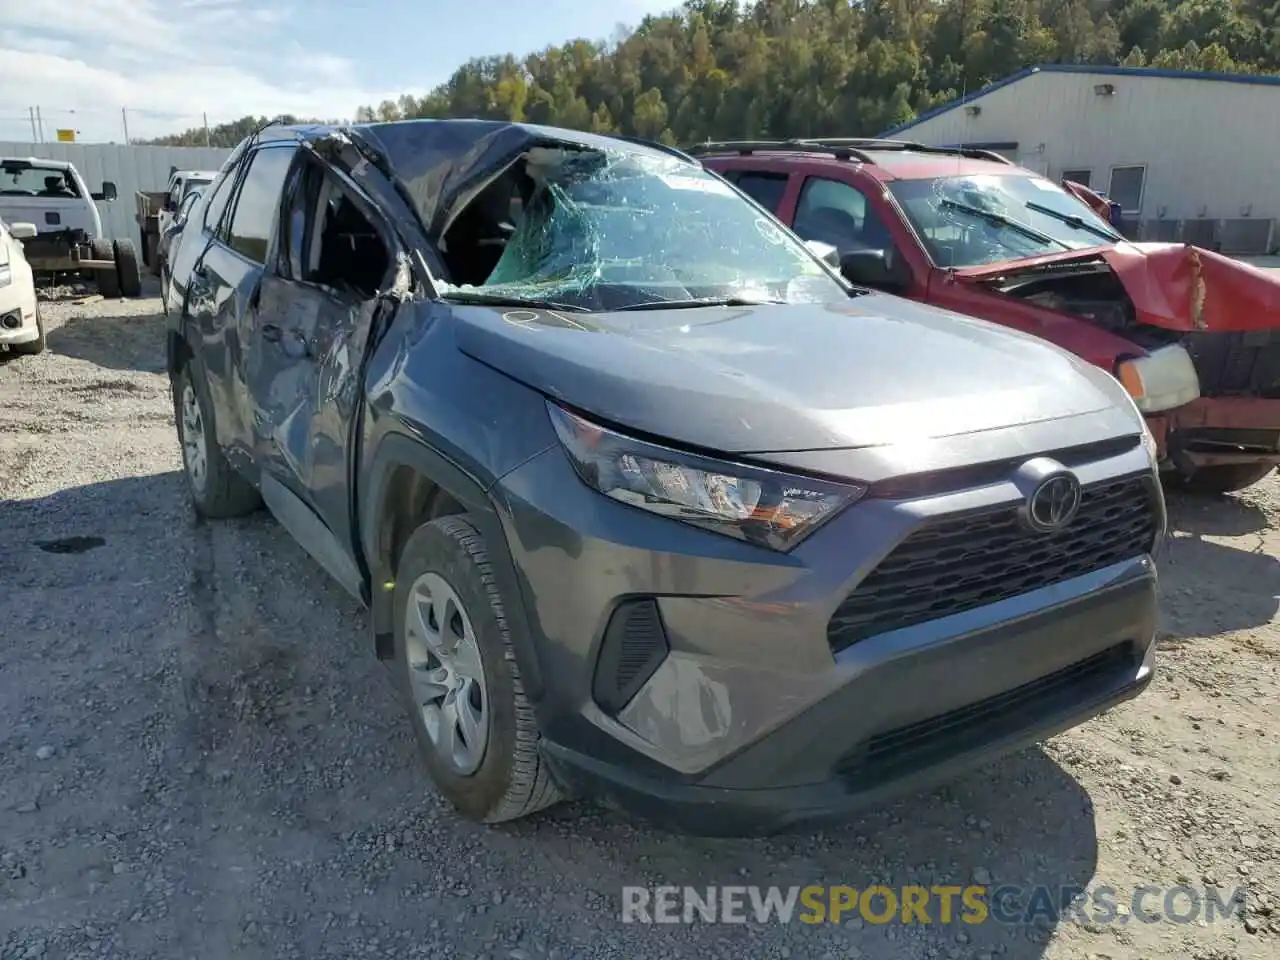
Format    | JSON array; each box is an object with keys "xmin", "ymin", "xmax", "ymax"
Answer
[{"xmin": 165, "ymin": 119, "xmax": 1165, "ymax": 835}]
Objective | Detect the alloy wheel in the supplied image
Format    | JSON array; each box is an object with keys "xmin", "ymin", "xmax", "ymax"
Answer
[
  {"xmin": 404, "ymin": 571, "xmax": 490, "ymax": 775},
  {"xmin": 180, "ymin": 381, "xmax": 207, "ymax": 495}
]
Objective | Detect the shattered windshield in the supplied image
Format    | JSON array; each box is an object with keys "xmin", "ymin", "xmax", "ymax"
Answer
[
  {"xmin": 888, "ymin": 174, "xmax": 1122, "ymax": 269},
  {"xmin": 442, "ymin": 148, "xmax": 844, "ymax": 311}
]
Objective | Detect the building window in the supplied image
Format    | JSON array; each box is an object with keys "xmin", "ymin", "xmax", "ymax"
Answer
[
  {"xmin": 1061, "ymin": 169, "xmax": 1091, "ymax": 188},
  {"xmin": 1108, "ymin": 165, "xmax": 1146, "ymax": 213}
]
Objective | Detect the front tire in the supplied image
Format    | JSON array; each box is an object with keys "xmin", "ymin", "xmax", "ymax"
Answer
[
  {"xmin": 1166, "ymin": 462, "xmax": 1276, "ymax": 495},
  {"xmin": 393, "ymin": 515, "xmax": 562, "ymax": 824},
  {"xmin": 172, "ymin": 363, "xmax": 261, "ymax": 518}
]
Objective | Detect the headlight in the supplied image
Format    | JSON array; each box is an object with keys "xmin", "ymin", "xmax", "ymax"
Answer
[
  {"xmin": 1115, "ymin": 345, "xmax": 1199, "ymax": 413},
  {"xmin": 548, "ymin": 402, "xmax": 865, "ymax": 551},
  {"xmin": 0, "ymin": 263, "xmax": 11, "ymax": 287}
]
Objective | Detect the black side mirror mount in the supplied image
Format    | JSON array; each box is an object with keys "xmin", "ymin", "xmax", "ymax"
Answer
[
  {"xmin": 839, "ymin": 247, "xmax": 912, "ymax": 294},
  {"xmin": 94, "ymin": 181, "xmax": 118, "ymax": 202}
]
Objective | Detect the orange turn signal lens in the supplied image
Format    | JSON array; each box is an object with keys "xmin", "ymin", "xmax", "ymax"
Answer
[{"xmin": 1115, "ymin": 361, "xmax": 1146, "ymax": 401}]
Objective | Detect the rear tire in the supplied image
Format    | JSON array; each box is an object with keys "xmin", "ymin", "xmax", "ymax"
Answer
[
  {"xmin": 393, "ymin": 516, "xmax": 563, "ymax": 824},
  {"xmin": 92, "ymin": 239, "xmax": 120, "ymax": 298},
  {"xmin": 172, "ymin": 363, "xmax": 261, "ymax": 519},
  {"xmin": 1166, "ymin": 463, "xmax": 1277, "ymax": 495},
  {"xmin": 114, "ymin": 238, "xmax": 142, "ymax": 297}
]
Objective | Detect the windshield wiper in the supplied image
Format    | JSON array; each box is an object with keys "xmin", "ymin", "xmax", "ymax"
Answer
[
  {"xmin": 614, "ymin": 295, "xmax": 785, "ymax": 312},
  {"xmin": 939, "ymin": 198, "xmax": 1069, "ymax": 250},
  {"xmin": 1024, "ymin": 201, "xmax": 1121, "ymax": 243},
  {"xmin": 441, "ymin": 290, "xmax": 589, "ymax": 313}
]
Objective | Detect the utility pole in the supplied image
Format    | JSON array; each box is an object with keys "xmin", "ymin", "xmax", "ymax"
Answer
[
  {"xmin": 34, "ymin": 106, "xmax": 44, "ymax": 143},
  {"xmin": 203, "ymin": 112, "xmax": 211, "ymax": 147},
  {"xmin": 28, "ymin": 106, "xmax": 37, "ymax": 142},
  {"xmin": 122, "ymin": 107, "xmax": 130, "ymax": 144}
]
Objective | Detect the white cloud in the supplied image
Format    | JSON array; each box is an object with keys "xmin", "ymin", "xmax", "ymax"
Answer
[
  {"xmin": 0, "ymin": 0, "xmax": 405, "ymax": 143},
  {"xmin": 0, "ymin": 0, "xmax": 689, "ymax": 144}
]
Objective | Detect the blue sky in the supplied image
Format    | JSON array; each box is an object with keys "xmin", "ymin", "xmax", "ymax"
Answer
[{"xmin": 0, "ymin": 0, "xmax": 680, "ymax": 143}]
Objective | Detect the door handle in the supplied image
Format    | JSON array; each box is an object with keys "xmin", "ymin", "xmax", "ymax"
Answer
[{"xmin": 261, "ymin": 323, "xmax": 283, "ymax": 342}]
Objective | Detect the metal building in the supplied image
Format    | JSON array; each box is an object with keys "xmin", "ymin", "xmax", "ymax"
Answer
[
  {"xmin": 880, "ymin": 64, "xmax": 1280, "ymax": 254},
  {"xmin": 0, "ymin": 141, "xmax": 232, "ymax": 242}
]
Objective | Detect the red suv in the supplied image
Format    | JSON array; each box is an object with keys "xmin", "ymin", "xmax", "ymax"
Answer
[{"xmin": 694, "ymin": 139, "xmax": 1280, "ymax": 494}]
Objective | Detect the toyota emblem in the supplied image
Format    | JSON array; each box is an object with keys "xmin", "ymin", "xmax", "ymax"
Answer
[{"xmin": 1024, "ymin": 473, "xmax": 1082, "ymax": 532}]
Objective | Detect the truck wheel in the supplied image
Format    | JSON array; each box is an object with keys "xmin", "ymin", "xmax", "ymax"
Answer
[
  {"xmin": 92, "ymin": 239, "xmax": 121, "ymax": 298},
  {"xmin": 114, "ymin": 239, "xmax": 143, "ymax": 297},
  {"xmin": 14, "ymin": 305, "xmax": 46, "ymax": 356},
  {"xmin": 1166, "ymin": 463, "xmax": 1277, "ymax": 495},
  {"xmin": 172, "ymin": 363, "xmax": 261, "ymax": 518},
  {"xmin": 393, "ymin": 516, "xmax": 563, "ymax": 824}
]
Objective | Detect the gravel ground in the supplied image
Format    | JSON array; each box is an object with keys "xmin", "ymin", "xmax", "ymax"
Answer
[{"xmin": 1, "ymin": 282, "xmax": 1277, "ymax": 960}]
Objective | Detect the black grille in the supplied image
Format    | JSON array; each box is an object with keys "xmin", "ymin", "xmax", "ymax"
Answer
[
  {"xmin": 1182, "ymin": 329, "xmax": 1280, "ymax": 399},
  {"xmin": 827, "ymin": 474, "xmax": 1157, "ymax": 654},
  {"xmin": 836, "ymin": 642, "xmax": 1137, "ymax": 787}
]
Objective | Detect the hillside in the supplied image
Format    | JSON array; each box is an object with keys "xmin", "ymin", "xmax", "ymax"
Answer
[
  {"xmin": 148, "ymin": 0, "xmax": 1279, "ymax": 147},
  {"xmin": 356, "ymin": 0, "xmax": 1280, "ymax": 142}
]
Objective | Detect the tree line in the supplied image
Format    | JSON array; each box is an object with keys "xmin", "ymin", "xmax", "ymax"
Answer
[{"xmin": 149, "ymin": 0, "xmax": 1280, "ymax": 148}]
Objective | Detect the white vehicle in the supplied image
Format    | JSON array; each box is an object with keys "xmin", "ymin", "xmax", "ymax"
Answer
[
  {"xmin": 0, "ymin": 218, "xmax": 43, "ymax": 355},
  {"xmin": 159, "ymin": 169, "xmax": 218, "ymax": 234},
  {"xmin": 0, "ymin": 157, "xmax": 142, "ymax": 297}
]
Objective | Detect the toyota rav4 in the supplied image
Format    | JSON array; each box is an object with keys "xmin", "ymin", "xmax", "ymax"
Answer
[{"xmin": 165, "ymin": 120, "xmax": 1165, "ymax": 835}]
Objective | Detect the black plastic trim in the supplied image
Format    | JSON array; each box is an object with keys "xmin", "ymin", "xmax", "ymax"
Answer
[{"xmin": 592, "ymin": 599, "xmax": 670, "ymax": 714}]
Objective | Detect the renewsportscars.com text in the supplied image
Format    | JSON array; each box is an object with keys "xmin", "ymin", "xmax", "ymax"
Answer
[{"xmin": 621, "ymin": 884, "xmax": 1247, "ymax": 926}]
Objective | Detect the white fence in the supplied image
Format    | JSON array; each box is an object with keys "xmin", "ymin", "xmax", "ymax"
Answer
[{"xmin": 0, "ymin": 142, "xmax": 234, "ymax": 242}]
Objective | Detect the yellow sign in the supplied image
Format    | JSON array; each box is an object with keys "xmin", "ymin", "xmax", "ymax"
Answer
[{"xmin": 56, "ymin": 128, "xmax": 76, "ymax": 143}]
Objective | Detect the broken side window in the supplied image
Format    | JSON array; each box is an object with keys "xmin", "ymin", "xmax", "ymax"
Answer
[{"xmin": 284, "ymin": 161, "xmax": 392, "ymax": 300}]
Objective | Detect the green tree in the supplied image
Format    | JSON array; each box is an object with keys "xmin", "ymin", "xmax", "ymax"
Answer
[{"xmin": 165, "ymin": 0, "xmax": 1280, "ymax": 146}]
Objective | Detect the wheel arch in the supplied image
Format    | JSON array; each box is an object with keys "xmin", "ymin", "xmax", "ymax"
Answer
[{"xmin": 361, "ymin": 433, "xmax": 545, "ymax": 701}]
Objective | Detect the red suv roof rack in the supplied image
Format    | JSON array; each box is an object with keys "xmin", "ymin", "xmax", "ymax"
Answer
[{"xmin": 685, "ymin": 138, "xmax": 1016, "ymax": 166}]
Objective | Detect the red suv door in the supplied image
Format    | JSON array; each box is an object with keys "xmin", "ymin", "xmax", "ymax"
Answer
[
  {"xmin": 710, "ymin": 157, "xmax": 932, "ymax": 301},
  {"xmin": 787, "ymin": 171, "xmax": 930, "ymax": 299}
]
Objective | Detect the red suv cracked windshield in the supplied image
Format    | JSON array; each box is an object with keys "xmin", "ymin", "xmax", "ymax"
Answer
[{"xmin": 695, "ymin": 139, "xmax": 1280, "ymax": 494}]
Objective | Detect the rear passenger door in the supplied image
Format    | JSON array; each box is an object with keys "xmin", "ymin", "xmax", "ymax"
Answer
[{"xmin": 185, "ymin": 144, "xmax": 296, "ymax": 465}]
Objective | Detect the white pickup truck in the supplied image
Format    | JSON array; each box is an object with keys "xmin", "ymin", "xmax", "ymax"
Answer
[{"xmin": 0, "ymin": 156, "xmax": 142, "ymax": 297}]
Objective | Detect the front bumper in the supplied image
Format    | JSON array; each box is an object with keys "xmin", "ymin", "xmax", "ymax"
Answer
[
  {"xmin": 493, "ymin": 436, "xmax": 1162, "ymax": 835},
  {"xmin": 1147, "ymin": 396, "xmax": 1280, "ymax": 470},
  {"xmin": 545, "ymin": 597, "xmax": 1153, "ymax": 836},
  {"xmin": 0, "ymin": 293, "xmax": 38, "ymax": 345}
]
